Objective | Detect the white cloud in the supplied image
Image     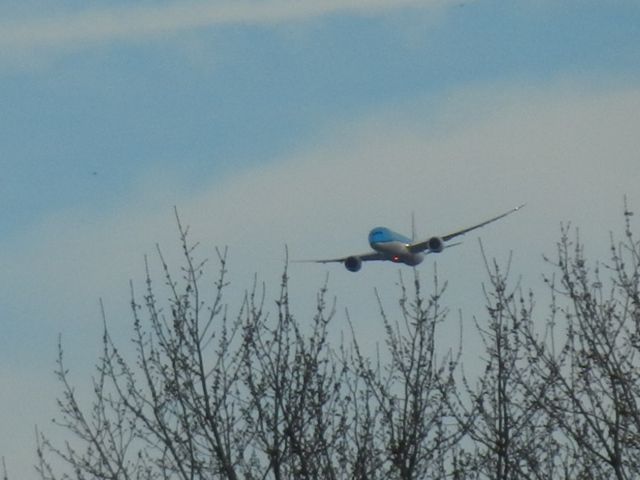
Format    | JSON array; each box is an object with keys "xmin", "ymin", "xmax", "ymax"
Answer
[
  {"xmin": 5, "ymin": 79, "xmax": 639, "ymax": 359},
  {"xmin": 4, "ymin": 79, "xmax": 640, "ymax": 326},
  {"xmin": 4, "ymin": 79, "xmax": 640, "ymax": 322},
  {"xmin": 0, "ymin": 0, "xmax": 456, "ymax": 55}
]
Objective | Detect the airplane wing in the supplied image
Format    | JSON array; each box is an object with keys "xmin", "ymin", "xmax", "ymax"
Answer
[
  {"xmin": 408, "ymin": 204, "xmax": 525, "ymax": 253},
  {"xmin": 295, "ymin": 251, "xmax": 386, "ymax": 264}
]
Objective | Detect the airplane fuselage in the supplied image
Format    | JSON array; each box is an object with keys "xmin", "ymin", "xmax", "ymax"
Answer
[{"xmin": 368, "ymin": 227, "xmax": 424, "ymax": 266}]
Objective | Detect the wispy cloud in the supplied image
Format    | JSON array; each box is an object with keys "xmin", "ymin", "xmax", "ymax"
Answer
[
  {"xmin": 3, "ymin": 81, "xmax": 638, "ymax": 320},
  {"xmin": 0, "ymin": 0, "xmax": 453, "ymax": 53}
]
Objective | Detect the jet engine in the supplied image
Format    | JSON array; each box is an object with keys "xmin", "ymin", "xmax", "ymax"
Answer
[
  {"xmin": 344, "ymin": 256, "xmax": 362, "ymax": 272},
  {"xmin": 427, "ymin": 236, "xmax": 444, "ymax": 253}
]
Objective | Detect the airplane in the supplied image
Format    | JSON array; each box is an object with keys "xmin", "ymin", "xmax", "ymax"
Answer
[{"xmin": 300, "ymin": 204, "xmax": 525, "ymax": 272}]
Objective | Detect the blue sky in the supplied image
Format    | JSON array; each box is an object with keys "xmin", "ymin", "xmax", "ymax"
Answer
[
  {"xmin": 4, "ymin": 0, "xmax": 639, "ymax": 233},
  {"xmin": 2, "ymin": 1, "xmax": 640, "ymax": 477}
]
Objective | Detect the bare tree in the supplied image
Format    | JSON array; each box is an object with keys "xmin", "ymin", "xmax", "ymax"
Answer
[
  {"xmin": 455, "ymin": 204, "xmax": 640, "ymax": 480},
  {"xmin": 34, "ymin": 212, "xmax": 355, "ymax": 480},
  {"xmin": 239, "ymin": 269, "xmax": 351, "ymax": 479},
  {"xmin": 520, "ymin": 206, "xmax": 640, "ymax": 480},
  {"xmin": 351, "ymin": 270, "xmax": 464, "ymax": 480},
  {"xmin": 37, "ymin": 214, "xmax": 246, "ymax": 479},
  {"xmin": 452, "ymin": 249, "xmax": 568, "ymax": 480},
  {"xmin": 22, "ymin": 204, "xmax": 640, "ymax": 479},
  {"xmin": 31, "ymin": 213, "xmax": 468, "ymax": 479}
]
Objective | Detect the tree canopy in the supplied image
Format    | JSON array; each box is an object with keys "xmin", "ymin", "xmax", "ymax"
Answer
[{"xmin": 12, "ymin": 206, "xmax": 640, "ymax": 480}]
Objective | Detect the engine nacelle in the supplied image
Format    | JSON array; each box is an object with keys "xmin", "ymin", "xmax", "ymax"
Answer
[
  {"xmin": 344, "ymin": 256, "xmax": 362, "ymax": 272},
  {"xmin": 427, "ymin": 236, "xmax": 444, "ymax": 253}
]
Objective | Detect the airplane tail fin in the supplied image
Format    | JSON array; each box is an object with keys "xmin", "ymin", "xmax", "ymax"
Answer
[{"xmin": 411, "ymin": 211, "xmax": 416, "ymax": 242}]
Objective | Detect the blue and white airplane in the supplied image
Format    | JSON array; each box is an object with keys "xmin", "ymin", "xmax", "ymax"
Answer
[{"xmin": 304, "ymin": 204, "xmax": 525, "ymax": 272}]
